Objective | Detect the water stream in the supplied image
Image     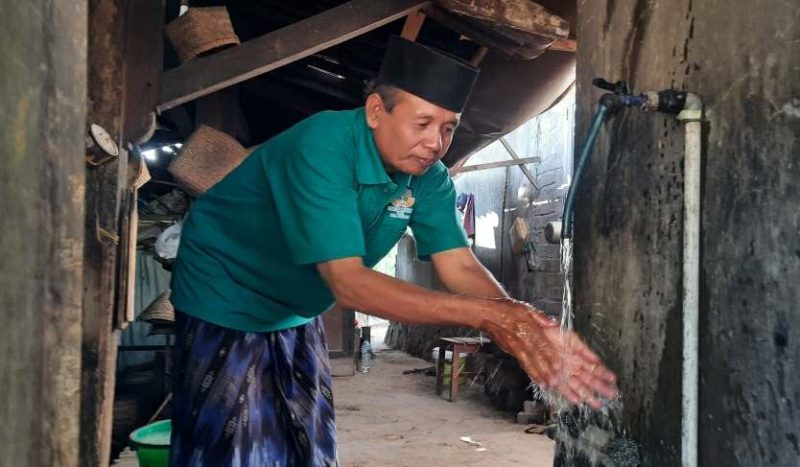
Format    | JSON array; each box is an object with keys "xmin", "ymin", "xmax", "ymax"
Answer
[{"xmin": 551, "ymin": 237, "xmax": 639, "ymax": 466}]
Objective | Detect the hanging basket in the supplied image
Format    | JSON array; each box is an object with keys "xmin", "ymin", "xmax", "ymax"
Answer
[
  {"xmin": 168, "ymin": 125, "xmax": 249, "ymax": 196},
  {"xmin": 165, "ymin": 6, "xmax": 240, "ymax": 63}
]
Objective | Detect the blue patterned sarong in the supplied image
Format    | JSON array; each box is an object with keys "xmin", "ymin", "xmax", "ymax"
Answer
[{"xmin": 170, "ymin": 312, "xmax": 337, "ymax": 467}]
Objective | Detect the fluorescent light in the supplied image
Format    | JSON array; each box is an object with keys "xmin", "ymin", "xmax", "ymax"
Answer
[{"xmin": 142, "ymin": 149, "xmax": 157, "ymax": 161}]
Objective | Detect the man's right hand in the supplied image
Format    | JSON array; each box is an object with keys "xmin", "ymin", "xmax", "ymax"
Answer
[{"xmin": 481, "ymin": 300, "xmax": 618, "ymax": 410}]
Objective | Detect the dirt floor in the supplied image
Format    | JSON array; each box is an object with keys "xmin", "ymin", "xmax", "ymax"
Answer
[{"xmin": 332, "ymin": 349, "xmax": 554, "ymax": 467}]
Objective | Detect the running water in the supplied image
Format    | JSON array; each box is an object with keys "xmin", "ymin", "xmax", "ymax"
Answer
[
  {"xmin": 550, "ymin": 236, "xmax": 639, "ymax": 467},
  {"xmin": 559, "ymin": 237, "xmax": 574, "ymax": 336}
]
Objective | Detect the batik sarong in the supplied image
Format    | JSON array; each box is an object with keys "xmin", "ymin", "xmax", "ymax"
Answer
[{"xmin": 169, "ymin": 312, "xmax": 337, "ymax": 467}]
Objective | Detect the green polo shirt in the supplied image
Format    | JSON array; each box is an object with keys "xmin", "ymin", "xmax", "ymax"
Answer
[{"xmin": 171, "ymin": 107, "xmax": 468, "ymax": 332}]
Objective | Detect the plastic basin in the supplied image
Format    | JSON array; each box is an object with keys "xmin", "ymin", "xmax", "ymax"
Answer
[{"xmin": 129, "ymin": 419, "xmax": 171, "ymax": 467}]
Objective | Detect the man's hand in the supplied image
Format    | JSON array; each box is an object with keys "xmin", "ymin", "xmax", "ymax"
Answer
[
  {"xmin": 317, "ymin": 257, "xmax": 617, "ymax": 409},
  {"xmin": 481, "ymin": 302, "xmax": 618, "ymax": 410}
]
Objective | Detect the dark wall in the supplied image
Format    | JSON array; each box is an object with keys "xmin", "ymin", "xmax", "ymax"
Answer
[
  {"xmin": 0, "ymin": 1, "xmax": 87, "ymax": 466},
  {"xmin": 574, "ymin": 1, "xmax": 800, "ymax": 465}
]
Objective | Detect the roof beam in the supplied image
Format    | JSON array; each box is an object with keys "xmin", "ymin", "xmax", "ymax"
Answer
[
  {"xmin": 435, "ymin": 0, "xmax": 569, "ymax": 39},
  {"xmin": 449, "ymin": 156, "xmax": 541, "ymax": 175},
  {"xmin": 500, "ymin": 137, "xmax": 540, "ymax": 190},
  {"xmin": 158, "ymin": 0, "xmax": 429, "ymax": 111},
  {"xmin": 400, "ymin": 9, "xmax": 426, "ymax": 41}
]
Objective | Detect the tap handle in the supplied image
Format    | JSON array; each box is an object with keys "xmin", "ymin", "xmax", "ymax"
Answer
[{"xmin": 592, "ymin": 78, "xmax": 629, "ymax": 95}]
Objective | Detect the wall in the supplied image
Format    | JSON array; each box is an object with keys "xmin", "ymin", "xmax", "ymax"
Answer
[
  {"xmin": 0, "ymin": 1, "xmax": 87, "ymax": 466},
  {"xmin": 386, "ymin": 91, "xmax": 575, "ymax": 357},
  {"xmin": 573, "ymin": 1, "xmax": 800, "ymax": 465},
  {"xmin": 117, "ymin": 252, "xmax": 172, "ymax": 372}
]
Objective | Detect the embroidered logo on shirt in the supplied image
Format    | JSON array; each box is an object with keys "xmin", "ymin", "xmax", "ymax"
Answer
[{"xmin": 387, "ymin": 189, "xmax": 415, "ymax": 220}]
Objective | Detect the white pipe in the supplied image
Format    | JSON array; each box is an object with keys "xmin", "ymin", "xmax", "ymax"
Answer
[{"xmin": 677, "ymin": 93, "xmax": 703, "ymax": 467}]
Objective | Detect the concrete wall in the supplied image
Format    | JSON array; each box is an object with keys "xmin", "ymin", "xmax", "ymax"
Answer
[
  {"xmin": 386, "ymin": 91, "xmax": 575, "ymax": 357},
  {"xmin": 573, "ymin": 1, "xmax": 800, "ymax": 465}
]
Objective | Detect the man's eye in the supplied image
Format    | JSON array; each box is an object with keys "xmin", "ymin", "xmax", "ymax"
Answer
[
  {"xmin": 443, "ymin": 127, "xmax": 454, "ymax": 134},
  {"xmin": 416, "ymin": 123, "xmax": 428, "ymax": 129}
]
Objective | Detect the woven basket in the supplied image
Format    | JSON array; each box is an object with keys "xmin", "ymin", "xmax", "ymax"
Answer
[
  {"xmin": 168, "ymin": 125, "xmax": 249, "ymax": 196},
  {"xmin": 139, "ymin": 290, "xmax": 175, "ymax": 324},
  {"xmin": 165, "ymin": 6, "xmax": 240, "ymax": 63}
]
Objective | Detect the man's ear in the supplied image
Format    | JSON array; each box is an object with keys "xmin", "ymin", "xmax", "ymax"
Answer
[{"xmin": 365, "ymin": 93, "xmax": 384, "ymax": 130}]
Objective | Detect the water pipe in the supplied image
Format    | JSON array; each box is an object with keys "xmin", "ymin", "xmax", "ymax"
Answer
[
  {"xmin": 550, "ymin": 84, "xmax": 690, "ymax": 242},
  {"xmin": 676, "ymin": 93, "xmax": 703, "ymax": 467},
  {"xmin": 548, "ymin": 81, "xmax": 704, "ymax": 466},
  {"xmin": 560, "ymin": 104, "xmax": 610, "ymax": 239}
]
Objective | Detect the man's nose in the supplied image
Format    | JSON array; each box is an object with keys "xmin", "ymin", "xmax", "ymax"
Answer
[{"xmin": 422, "ymin": 128, "xmax": 443, "ymax": 154}]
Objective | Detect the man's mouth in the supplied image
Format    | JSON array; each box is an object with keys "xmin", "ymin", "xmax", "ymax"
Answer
[{"xmin": 413, "ymin": 156, "xmax": 435, "ymax": 168}]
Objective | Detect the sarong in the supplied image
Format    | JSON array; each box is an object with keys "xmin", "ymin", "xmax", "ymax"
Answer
[{"xmin": 169, "ymin": 312, "xmax": 337, "ymax": 467}]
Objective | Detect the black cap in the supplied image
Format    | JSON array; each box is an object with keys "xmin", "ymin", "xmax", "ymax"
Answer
[{"xmin": 377, "ymin": 36, "xmax": 480, "ymax": 113}]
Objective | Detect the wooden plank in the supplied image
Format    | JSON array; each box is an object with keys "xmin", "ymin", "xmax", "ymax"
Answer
[
  {"xmin": 436, "ymin": 0, "xmax": 569, "ymax": 39},
  {"xmin": 550, "ymin": 38, "xmax": 577, "ymax": 52},
  {"xmin": 448, "ymin": 156, "xmax": 541, "ymax": 175},
  {"xmin": 158, "ymin": 0, "xmax": 430, "ymax": 111},
  {"xmin": 469, "ymin": 45, "xmax": 489, "ymax": 65},
  {"xmin": 195, "ymin": 88, "xmax": 242, "ymax": 138},
  {"xmin": 121, "ymin": 0, "xmax": 165, "ymax": 144},
  {"xmin": 425, "ymin": 6, "xmax": 523, "ymax": 58},
  {"xmin": 0, "ymin": 1, "xmax": 87, "ymax": 466},
  {"xmin": 81, "ymin": 0, "xmax": 129, "ymax": 465},
  {"xmin": 400, "ymin": 10, "xmax": 426, "ymax": 41}
]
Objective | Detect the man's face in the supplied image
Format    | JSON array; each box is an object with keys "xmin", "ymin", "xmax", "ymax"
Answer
[{"xmin": 366, "ymin": 89, "xmax": 460, "ymax": 176}]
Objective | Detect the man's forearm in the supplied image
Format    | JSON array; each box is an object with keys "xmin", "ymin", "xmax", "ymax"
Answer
[
  {"xmin": 319, "ymin": 258, "xmax": 497, "ymax": 330},
  {"xmin": 431, "ymin": 247, "xmax": 508, "ymax": 299}
]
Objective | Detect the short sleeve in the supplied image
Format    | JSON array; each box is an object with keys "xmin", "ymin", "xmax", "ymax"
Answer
[
  {"xmin": 409, "ymin": 164, "xmax": 469, "ymax": 260},
  {"xmin": 268, "ymin": 144, "xmax": 366, "ymax": 265}
]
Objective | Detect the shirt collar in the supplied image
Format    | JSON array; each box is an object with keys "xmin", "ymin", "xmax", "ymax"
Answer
[{"xmin": 354, "ymin": 107, "xmax": 393, "ymax": 185}]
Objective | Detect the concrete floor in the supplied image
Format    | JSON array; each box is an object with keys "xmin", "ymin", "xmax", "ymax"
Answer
[{"xmin": 333, "ymin": 349, "xmax": 554, "ymax": 467}]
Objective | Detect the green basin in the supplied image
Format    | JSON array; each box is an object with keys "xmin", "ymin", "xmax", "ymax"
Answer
[{"xmin": 129, "ymin": 419, "xmax": 171, "ymax": 467}]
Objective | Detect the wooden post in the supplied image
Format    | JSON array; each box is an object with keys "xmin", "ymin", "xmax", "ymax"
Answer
[
  {"xmin": 401, "ymin": 10, "xmax": 427, "ymax": 41},
  {"xmin": 81, "ymin": 0, "xmax": 128, "ymax": 465},
  {"xmin": 195, "ymin": 88, "xmax": 247, "ymax": 139},
  {"xmin": 117, "ymin": 0, "xmax": 166, "ymax": 330},
  {"xmin": 0, "ymin": 1, "xmax": 87, "ymax": 466}
]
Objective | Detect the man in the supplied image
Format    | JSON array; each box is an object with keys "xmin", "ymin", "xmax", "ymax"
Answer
[{"xmin": 170, "ymin": 36, "xmax": 617, "ymax": 466}]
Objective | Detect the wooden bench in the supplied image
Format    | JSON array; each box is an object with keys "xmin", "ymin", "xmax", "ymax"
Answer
[{"xmin": 435, "ymin": 336, "xmax": 490, "ymax": 401}]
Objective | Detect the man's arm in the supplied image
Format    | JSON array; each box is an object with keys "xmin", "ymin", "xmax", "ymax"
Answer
[
  {"xmin": 430, "ymin": 247, "xmax": 508, "ymax": 298},
  {"xmin": 317, "ymin": 257, "xmax": 618, "ymax": 409}
]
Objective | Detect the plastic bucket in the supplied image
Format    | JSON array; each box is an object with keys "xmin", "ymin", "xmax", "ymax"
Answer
[{"xmin": 129, "ymin": 419, "xmax": 171, "ymax": 467}]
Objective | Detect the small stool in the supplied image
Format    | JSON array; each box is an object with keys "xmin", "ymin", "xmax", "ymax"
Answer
[{"xmin": 435, "ymin": 337, "xmax": 490, "ymax": 401}]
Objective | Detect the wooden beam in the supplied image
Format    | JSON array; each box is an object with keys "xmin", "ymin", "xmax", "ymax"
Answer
[
  {"xmin": 449, "ymin": 156, "xmax": 541, "ymax": 175},
  {"xmin": 435, "ymin": 0, "xmax": 569, "ymax": 39},
  {"xmin": 195, "ymin": 88, "xmax": 242, "ymax": 137},
  {"xmin": 469, "ymin": 45, "xmax": 489, "ymax": 65},
  {"xmin": 549, "ymin": 38, "xmax": 577, "ymax": 52},
  {"xmin": 158, "ymin": 0, "xmax": 430, "ymax": 111},
  {"xmin": 499, "ymin": 137, "xmax": 539, "ymax": 190},
  {"xmin": 82, "ymin": 0, "xmax": 129, "ymax": 465},
  {"xmin": 117, "ymin": 0, "xmax": 165, "ymax": 333},
  {"xmin": 425, "ymin": 6, "xmax": 523, "ymax": 58},
  {"xmin": 401, "ymin": 10, "xmax": 426, "ymax": 41},
  {"xmin": 121, "ymin": 0, "xmax": 164, "ymax": 144}
]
